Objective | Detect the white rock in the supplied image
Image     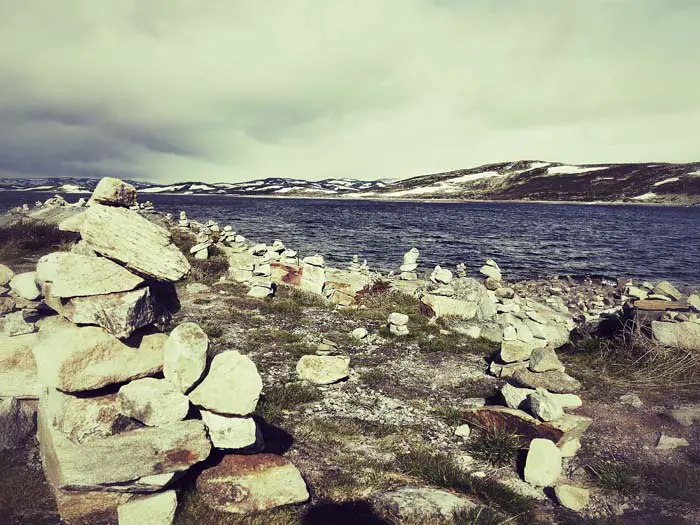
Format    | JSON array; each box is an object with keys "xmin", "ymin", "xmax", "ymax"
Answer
[
  {"xmin": 390, "ymin": 324, "xmax": 410, "ymax": 336},
  {"xmin": 529, "ymin": 389, "xmax": 564, "ymax": 422},
  {"xmin": 501, "ymin": 383, "xmax": 534, "ymax": 410},
  {"xmin": 4, "ymin": 311, "xmax": 36, "ymax": 337},
  {"xmin": 500, "ymin": 340, "xmax": 536, "ymax": 363},
  {"xmin": 33, "ymin": 321, "xmax": 166, "ymax": 392},
  {"xmin": 388, "ymin": 312, "xmax": 409, "ymax": 326},
  {"xmin": 189, "ymin": 351, "xmax": 262, "ymax": 415},
  {"xmin": 201, "ymin": 411, "xmax": 258, "ymax": 450},
  {"xmin": 480, "ymin": 265, "xmax": 502, "ymax": 281},
  {"xmin": 163, "ymin": 323, "xmax": 208, "ymax": 393},
  {"xmin": 0, "ymin": 264, "xmax": 14, "ymax": 286},
  {"xmin": 651, "ymin": 321, "xmax": 700, "ymax": 350},
  {"xmin": 516, "ymin": 324, "xmax": 535, "ymax": 343},
  {"xmin": 529, "ymin": 346, "xmax": 564, "ymax": 373},
  {"xmin": 92, "ymin": 177, "xmax": 137, "ymax": 208},
  {"xmin": 503, "ymin": 325, "xmax": 517, "ymax": 341},
  {"xmin": 9, "ymin": 272, "xmax": 41, "ymax": 300},
  {"xmin": 555, "ymin": 485, "xmax": 589, "ymax": 512},
  {"xmin": 656, "ymin": 433, "xmax": 689, "ymax": 450},
  {"xmin": 619, "ymin": 393, "xmax": 643, "ymax": 408},
  {"xmin": 297, "ymin": 355, "xmax": 350, "ymax": 385},
  {"xmin": 46, "ymin": 387, "xmax": 126, "ymax": 443},
  {"xmin": 300, "ymin": 262, "xmax": 326, "ymax": 295},
  {"xmin": 373, "ymin": 487, "xmax": 475, "ymax": 522},
  {"xmin": 302, "ymin": 255, "xmax": 325, "ymax": 267},
  {"xmin": 79, "ymin": 203, "xmax": 190, "ymax": 282},
  {"xmin": 689, "ymin": 294, "xmax": 700, "ymax": 312},
  {"xmin": 0, "ymin": 332, "xmax": 41, "ymax": 398},
  {"xmin": 524, "ymin": 439, "xmax": 562, "ymax": 487},
  {"xmin": 352, "ymin": 327, "xmax": 368, "ymax": 340},
  {"xmin": 454, "ymin": 424, "xmax": 471, "ymax": 439},
  {"xmin": 117, "ymin": 378, "xmax": 190, "ymax": 426},
  {"xmin": 118, "ymin": 491, "xmax": 177, "ymax": 525}
]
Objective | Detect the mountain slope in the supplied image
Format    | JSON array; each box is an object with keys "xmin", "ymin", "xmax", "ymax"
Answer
[{"xmin": 2, "ymin": 161, "xmax": 700, "ymax": 204}]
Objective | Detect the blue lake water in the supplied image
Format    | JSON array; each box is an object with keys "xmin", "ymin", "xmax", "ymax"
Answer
[{"xmin": 2, "ymin": 191, "xmax": 699, "ymax": 286}]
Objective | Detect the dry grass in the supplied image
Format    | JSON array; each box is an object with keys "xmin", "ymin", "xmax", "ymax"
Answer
[
  {"xmin": 564, "ymin": 320, "xmax": 700, "ymax": 399},
  {"xmin": 466, "ymin": 424, "xmax": 524, "ymax": 468},
  {"xmin": 0, "ymin": 221, "xmax": 79, "ymax": 264},
  {"xmin": 255, "ymin": 383, "xmax": 322, "ymax": 424}
]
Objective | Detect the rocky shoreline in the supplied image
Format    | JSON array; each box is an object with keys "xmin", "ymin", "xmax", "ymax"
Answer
[{"xmin": 2, "ymin": 179, "xmax": 700, "ymax": 524}]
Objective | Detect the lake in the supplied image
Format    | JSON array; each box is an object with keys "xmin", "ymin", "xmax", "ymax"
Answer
[{"xmin": 2, "ymin": 191, "xmax": 699, "ymax": 286}]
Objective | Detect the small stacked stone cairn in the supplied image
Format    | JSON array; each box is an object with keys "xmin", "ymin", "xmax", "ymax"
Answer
[
  {"xmin": 348, "ymin": 254, "xmax": 362, "ymax": 273},
  {"xmin": 190, "ymin": 230, "xmax": 213, "ymax": 260},
  {"xmin": 456, "ymin": 263, "xmax": 467, "ymax": 278},
  {"xmin": 388, "ymin": 312, "xmax": 409, "ymax": 336},
  {"xmin": 248, "ymin": 243, "xmax": 274, "ymax": 298},
  {"xmin": 399, "ymin": 247, "xmax": 420, "ymax": 281},
  {"xmin": 178, "ymin": 211, "xmax": 190, "ymax": 229},
  {"xmin": 300, "ymin": 254, "xmax": 327, "ymax": 296},
  {"xmin": 479, "ymin": 258, "xmax": 502, "ymax": 290},
  {"xmin": 0, "ymin": 177, "xmax": 310, "ymax": 522},
  {"xmin": 218, "ymin": 225, "xmax": 235, "ymax": 245}
]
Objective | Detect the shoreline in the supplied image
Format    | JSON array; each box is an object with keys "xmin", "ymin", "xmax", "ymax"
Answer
[{"xmin": 3, "ymin": 188, "xmax": 697, "ymax": 208}]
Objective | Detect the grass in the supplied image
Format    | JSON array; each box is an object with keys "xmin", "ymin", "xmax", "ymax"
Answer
[
  {"xmin": 188, "ymin": 255, "xmax": 229, "ymax": 285},
  {"xmin": 585, "ymin": 458, "xmax": 638, "ymax": 495},
  {"xmin": 0, "ymin": 441, "xmax": 57, "ymax": 525},
  {"xmin": 466, "ymin": 424, "xmax": 524, "ymax": 467},
  {"xmin": 395, "ymin": 448, "xmax": 535, "ymax": 521},
  {"xmin": 255, "ymin": 383, "xmax": 322, "ymax": 424},
  {"xmin": 276, "ymin": 285, "xmax": 332, "ymax": 309},
  {"xmin": 0, "ymin": 221, "xmax": 79, "ymax": 264},
  {"xmin": 645, "ymin": 461, "xmax": 700, "ymax": 503},
  {"xmin": 563, "ymin": 321, "xmax": 700, "ymax": 399},
  {"xmin": 361, "ymin": 369, "xmax": 390, "ymax": 390},
  {"xmin": 433, "ymin": 406, "xmax": 466, "ymax": 427}
]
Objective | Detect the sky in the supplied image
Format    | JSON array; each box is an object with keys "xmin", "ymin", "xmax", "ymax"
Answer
[{"xmin": 1, "ymin": 0, "xmax": 699, "ymax": 183}]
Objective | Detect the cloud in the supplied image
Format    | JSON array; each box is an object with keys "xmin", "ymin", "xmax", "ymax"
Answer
[{"xmin": 0, "ymin": 0, "xmax": 698, "ymax": 183}]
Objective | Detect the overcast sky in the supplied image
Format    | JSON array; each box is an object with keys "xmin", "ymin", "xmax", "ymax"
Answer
[{"xmin": 1, "ymin": 1, "xmax": 698, "ymax": 183}]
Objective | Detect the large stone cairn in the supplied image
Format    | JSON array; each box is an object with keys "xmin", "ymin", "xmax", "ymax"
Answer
[
  {"xmin": 0, "ymin": 177, "xmax": 309, "ymax": 523},
  {"xmin": 301, "ymin": 254, "xmax": 327, "ymax": 296}
]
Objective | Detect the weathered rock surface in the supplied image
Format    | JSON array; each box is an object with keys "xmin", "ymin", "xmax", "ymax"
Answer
[
  {"xmin": 421, "ymin": 293, "xmax": 478, "ymax": 319},
  {"xmin": 0, "ymin": 295, "xmax": 16, "ymax": 314},
  {"xmin": 92, "ymin": 177, "xmax": 138, "ymax": 207},
  {"xmin": 196, "ymin": 454, "xmax": 309, "ymax": 514},
  {"xmin": 296, "ymin": 355, "xmax": 350, "ymax": 385},
  {"xmin": 9, "ymin": 271, "xmax": 41, "ymax": 300},
  {"xmin": 201, "ymin": 411, "xmax": 259, "ymax": 450},
  {"xmin": 300, "ymin": 258, "xmax": 326, "ymax": 295},
  {"xmin": 0, "ymin": 332, "xmax": 41, "ymax": 398},
  {"xmin": 0, "ymin": 263, "xmax": 14, "ymax": 286},
  {"xmin": 555, "ymin": 485, "xmax": 589, "ymax": 511},
  {"xmin": 118, "ymin": 491, "xmax": 178, "ymax": 525},
  {"xmin": 46, "ymin": 388, "xmax": 137, "ymax": 444},
  {"xmin": 79, "ymin": 203, "xmax": 190, "ymax": 282},
  {"xmin": 652, "ymin": 281, "xmax": 684, "ymax": 301},
  {"xmin": 36, "ymin": 252, "xmax": 144, "ymax": 298},
  {"xmin": 39, "ymin": 402, "xmax": 211, "ymax": 491},
  {"xmin": 372, "ymin": 487, "xmax": 477, "ymax": 522},
  {"xmin": 513, "ymin": 368, "xmax": 582, "ymax": 394},
  {"xmin": 524, "ymin": 438, "xmax": 561, "ymax": 486},
  {"xmin": 500, "ymin": 340, "xmax": 537, "ymax": 363},
  {"xmin": 529, "ymin": 389, "xmax": 564, "ymax": 422},
  {"xmin": 4, "ymin": 310, "xmax": 36, "ymax": 336},
  {"xmin": 529, "ymin": 346, "xmax": 564, "ymax": 372},
  {"xmin": 656, "ymin": 433, "xmax": 689, "ymax": 450},
  {"xmin": 501, "ymin": 383, "xmax": 535, "ymax": 410},
  {"xmin": 49, "ymin": 285, "xmax": 157, "ymax": 339},
  {"xmin": 189, "ymin": 351, "xmax": 262, "ymax": 416},
  {"xmin": 117, "ymin": 378, "xmax": 190, "ymax": 426},
  {"xmin": 58, "ymin": 211, "xmax": 87, "ymax": 233},
  {"xmin": 163, "ymin": 322, "xmax": 208, "ymax": 393},
  {"xmin": 651, "ymin": 321, "xmax": 700, "ymax": 350},
  {"xmin": 52, "ymin": 487, "xmax": 126, "ymax": 524},
  {"xmin": 33, "ymin": 322, "xmax": 166, "ymax": 392}
]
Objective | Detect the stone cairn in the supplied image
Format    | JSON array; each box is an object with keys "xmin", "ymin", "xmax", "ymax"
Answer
[
  {"xmin": 301, "ymin": 255, "xmax": 327, "ymax": 296},
  {"xmin": 248, "ymin": 243, "xmax": 274, "ymax": 298},
  {"xmin": 0, "ymin": 177, "xmax": 309, "ymax": 524},
  {"xmin": 399, "ymin": 247, "xmax": 420, "ymax": 281},
  {"xmin": 388, "ymin": 312, "xmax": 409, "ymax": 336}
]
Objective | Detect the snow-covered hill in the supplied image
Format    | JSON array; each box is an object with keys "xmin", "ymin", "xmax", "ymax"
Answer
[{"xmin": 2, "ymin": 161, "xmax": 699, "ymax": 204}]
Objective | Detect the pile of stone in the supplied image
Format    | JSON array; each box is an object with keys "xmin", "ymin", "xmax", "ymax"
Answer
[
  {"xmin": 622, "ymin": 279, "xmax": 700, "ymax": 350},
  {"xmin": 248, "ymin": 243, "xmax": 274, "ymax": 298},
  {"xmin": 348, "ymin": 254, "xmax": 369, "ymax": 275},
  {"xmin": 421, "ymin": 274, "xmax": 495, "ymax": 323},
  {"xmin": 479, "ymin": 258, "xmax": 502, "ymax": 290},
  {"xmin": 399, "ymin": 248, "xmax": 420, "ymax": 281},
  {"xmin": 190, "ymin": 231, "xmax": 213, "ymax": 260},
  {"xmin": 178, "ymin": 211, "xmax": 190, "ymax": 229},
  {"xmin": 300, "ymin": 255, "xmax": 327, "ymax": 296},
  {"xmin": 1, "ymin": 178, "xmax": 310, "ymax": 523},
  {"xmin": 388, "ymin": 312, "xmax": 409, "ymax": 336}
]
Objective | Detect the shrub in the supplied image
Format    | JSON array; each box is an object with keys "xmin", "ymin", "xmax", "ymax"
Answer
[{"xmin": 0, "ymin": 221, "xmax": 79, "ymax": 263}]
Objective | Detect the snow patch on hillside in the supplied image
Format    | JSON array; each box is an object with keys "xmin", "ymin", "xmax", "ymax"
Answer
[
  {"xmin": 653, "ymin": 177, "xmax": 679, "ymax": 187},
  {"xmin": 547, "ymin": 165, "xmax": 609, "ymax": 175},
  {"xmin": 632, "ymin": 192, "xmax": 658, "ymax": 201}
]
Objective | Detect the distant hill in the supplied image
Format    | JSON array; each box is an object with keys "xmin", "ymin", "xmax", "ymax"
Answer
[{"xmin": 2, "ymin": 161, "xmax": 699, "ymax": 204}]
